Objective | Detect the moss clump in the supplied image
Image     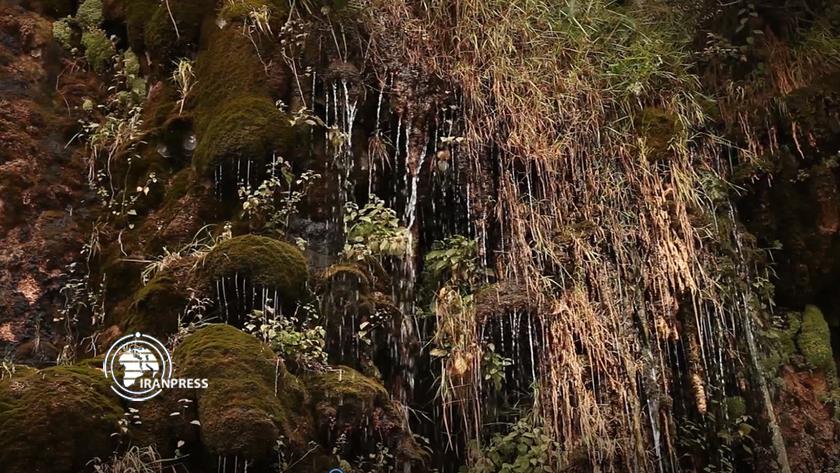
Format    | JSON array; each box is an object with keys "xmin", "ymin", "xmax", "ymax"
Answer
[
  {"xmin": 52, "ymin": 17, "xmax": 74, "ymax": 49},
  {"xmin": 306, "ymin": 366, "xmax": 428, "ymax": 465},
  {"xmin": 193, "ymin": 96, "xmax": 293, "ymax": 175},
  {"xmin": 637, "ymin": 107, "xmax": 681, "ymax": 161},
  {"xmin": 123, "ymin": 0, "xmax": 214, "ymax": 62},
  {"xmin": 75, "ymin": 0, "xmax": 103, "ymax": 29},
  {"xmin": 218, "ymin": 0, "xmax": 290, "ymax": 24},
  {"xmin": 81, "ymin": 27, "xmax": 114, "ymax": 73},
  {"xmin": 189, "ymin": 26, "xmax": 296, "ymax": 183},
  {"xmin": 174, "ymin": 324, "xmax": 312, "ymax": 460},
  {"xmin": 122, "ymin": 274, "xmax": 188, "ymax": 339},
  {"xmin": 0, "ymin": 365, "xmax": 123, "ymax": 473},
  {"xmin": 797, "ymin": 305, "xmax": 837, "ymax": 376},
  {"xmin": 200, "ymin": 235, "xmax": 308, "ymax": 303}
]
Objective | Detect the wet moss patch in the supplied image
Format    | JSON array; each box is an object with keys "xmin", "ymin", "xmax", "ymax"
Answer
[
  {"xmin": 173, "ymin": 324, "xmax": 312, "ymax": 461},
  {"xmin": 797, "ymin": 305, "xmax": 837, "ymax": 378},
  {"xmin": 305, "ymin": 366, "xmax": 429, "ymax": 465},
  {"xmin": 122, "ymin": 274, "xmax": 188, "ymax": 339},
  {"xmin": 0, "ymin": 365, "xmax": 123, "ymax": 473},
  {"xmin": 199, "ymin": 234, "xmax": 308, "ymax": 305}
]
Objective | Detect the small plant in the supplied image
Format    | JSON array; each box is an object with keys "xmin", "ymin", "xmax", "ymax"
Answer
[
  {"xmin": 423, "ymin": 235, "xmax": 486, "ymax": 290},
  {"xmin": 481, "ymin": 343, "xmax": 512, "ymax": 392},
  {"xmin": 342, "ymin": 196, "xmax": 409, "ymax": 261},
  {"xmin": 89, "ymin": 445, "xmax": 165, "ymax": 473},
  {"xmin": 244, "ymin": 304, "xmax": 327, "ymax": 369},
  {"xmin": 239, "ymin": 157, "xmax": 320, "ymax": 234},
  {"xmin": 172, "ymin": 59, "xmax": 196, "ymax": 114},
  {"xmin": 467, "ymin": 413, "xmax": 558, "ymax": 473}
]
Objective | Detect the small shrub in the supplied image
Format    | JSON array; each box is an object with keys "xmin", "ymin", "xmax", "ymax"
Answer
[{"xmin": 342, "ymin": 196, "xmax": 409, "ymax": 261}]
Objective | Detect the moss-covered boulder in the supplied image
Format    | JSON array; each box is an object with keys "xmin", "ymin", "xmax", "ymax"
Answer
[
  {"xmin": 193, "ymin": 95, "xmax": 293, "ymax": 176},
  {"xmin": 124, "ymin": 0, "xmax": 215, "ymax": 64},
  {"xmin": 122, "ymin": 274, "xmax": 188, "ymax": 339},
  {"xmin": 797, "ymin": 305, "xmax": 837, "ymax": 377},
  {"xmin": 0, "ymin": 365, "xmax": 123, "ymax": 473},
  {"xmin": 190, "ymin": 26, "xmax": 295, "ymax": 188},
  {"xmin": 200, "ymin": 235, "xmax": 308, "ymax": 307},
  {"xmin": 305, "ymin": 366, "xmax": 429, "ymax": 466},
  {"xmin": 173, "ymin": 324, "xmax": 312, "ymax": 462}
]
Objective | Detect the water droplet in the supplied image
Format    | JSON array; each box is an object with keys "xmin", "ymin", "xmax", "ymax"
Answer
[
  {"xmin": 156, "ymin": 143, "xmax": 170, "ymax": 158},
  {"xmin": 183, "ymin": 134, "xmax": 197, "ymax": 152}
]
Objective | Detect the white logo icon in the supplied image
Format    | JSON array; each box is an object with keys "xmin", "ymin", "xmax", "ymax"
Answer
[{"xmin": 103, "ymin": 332, "xmax": 172, "ymax": 401}]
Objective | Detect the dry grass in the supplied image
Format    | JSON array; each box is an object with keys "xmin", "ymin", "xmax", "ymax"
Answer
[{"xmin": 361, "ymin": 0, "xmax": 767, "ymax": 469}]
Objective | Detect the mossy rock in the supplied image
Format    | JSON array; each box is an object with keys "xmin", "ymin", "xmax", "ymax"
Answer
[
  {"xmin": 192, "ymin": 22, "xmax": 272, "ymax": 116},
  {"xmin": 122, "ymin": 274, "xmax": 188, "ymax": 339},
  {"xmin": 305, "ymin": 366, "xmax": 429, "ymax": 465},
  {"xmin": 189, "ymin": 21, "xmax": 300, "ymax": 190},
  {"xmin": 124, "ymin": 0, "xmax": 214, "ymax": 64},
  {"xmin": 0, "ymin": 365, "xmax": 123, "ymax": 473},
  {"xmin": 192, "ymin": 95, "xmax": 293, "ymax": 176},
  {"xmin": 199, "ymin": 235, "xmax": 308, "ymax": 303},
  {"xmin": 173, "ymin": 324, "xmax": 312, "ymax": 461},
  {"xmin": 797, "ymin": 305, "xmax": 837, "ymax": 377}
]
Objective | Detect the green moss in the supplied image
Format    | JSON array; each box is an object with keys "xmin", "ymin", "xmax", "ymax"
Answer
[
  {"xmin": 122, "ymin": 274, "xmax": 188, "ymax": 339},
  {"xmin": 188, "ymin": 20, "xmax": 302, "ymax": 184},
  {"xmin": 124, "ymin": 0, "xmax": 215, "ymax": 62},
  {"xmin": 75, "ymin": 0, "xmax": 103, "ymax": 29},
  {"xmin": 81, "ymin": 27, "xmax": 115, "ymax": 73},
  {"xmin": 797, "ymin": 305, "xmax": 837, "ymax": 377},
  {"xmin": 725, "ymin": 396, "xmax": 746, "ymax": 419},
  {"xmin": 174, "ymin": 324, "xmax": 312, "ymax": 459},
  {"xmin": 52, "ymin": 17, "xmax": 74, "ymax": 49},
  {"xmin": 305, "ymin": 366, "xmax": 429, "ymax": 465},
  {"xmin": 0, "ymin": 365, "xmax": 123, "ymax": 473},
  {"xmin": 218, "ymin": 0, "xmax": 290, "ymax": 24},
  {"xmin": 637, "ymin": 107, "xmax": 680, "ymax": 161},
  {"xmin": 200, "ymin": 235, "xmax": 308, "ymax": 302},
  {"xmin": 193, "ymin": 95, "xmax": 293, "ymax": 175}
]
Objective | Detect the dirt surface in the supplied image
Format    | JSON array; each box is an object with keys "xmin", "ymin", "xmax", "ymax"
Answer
[{"xmin": 0, "ymin": 5, "xmax": 96, "ymax": 362}]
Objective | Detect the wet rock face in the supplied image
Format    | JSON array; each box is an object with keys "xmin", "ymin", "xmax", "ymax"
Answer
[
  {"xmin": 0, "ymin": 5, "xmax": 92, "ymax": 359},
  {"xmin": 740, "ymin": 76, "xmax": 840, "ymax": 313}
]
